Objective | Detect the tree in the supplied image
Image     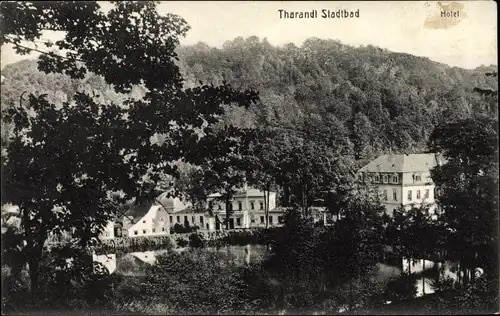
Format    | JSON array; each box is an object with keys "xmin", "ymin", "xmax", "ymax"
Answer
[
  {"xmin": 189, "ymin": 125, "xmax": 258, "ymax": 230},
  {"xmin": 428, "ymin": 115, "xmax": 498, "ymax": 282},
  {"xmin": 0, "ymin": 1, "xmax": 259, "ymax": 301}
]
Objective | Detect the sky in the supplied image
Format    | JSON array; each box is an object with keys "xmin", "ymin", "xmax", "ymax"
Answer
[{"xmin": 1, "ymin": 1, "xmax": 497, "ymax": 70}]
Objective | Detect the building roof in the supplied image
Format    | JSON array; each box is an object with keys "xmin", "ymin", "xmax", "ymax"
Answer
[
  {"xmin": 155, "ymin": 193, "xmax": 191, "ymax": 211},
  {"xmin": 208, "ymin": 187, "xmax": 276, "ymax": 199},
  {"xmin": 121, "ymin": 193, "xmax": 192, "ymax": 225},
  {"xmin": 172, "ymin": 206, "xmax": 206, "ymax": 214},
  {"xmin": 359, "ymin": 153, "xmax": 444, "ymax": 173}
]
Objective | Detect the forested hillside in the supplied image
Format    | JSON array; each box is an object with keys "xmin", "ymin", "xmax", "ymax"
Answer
[{"xmin": 2, "ymin": 36, "xmax": 497, "ymax": 165}]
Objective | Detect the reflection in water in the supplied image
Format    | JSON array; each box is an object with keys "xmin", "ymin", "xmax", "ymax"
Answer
[
  {"xmin": 94, "ymin": 245, "xmax": 268, "ymax": 277},
  {"xmin": 93, "ymin": 246, "xmax": 459, "ymax": 299},
  {"xmin": 92, "ymin": 253, "xmax": 117, "ymax": 274}
]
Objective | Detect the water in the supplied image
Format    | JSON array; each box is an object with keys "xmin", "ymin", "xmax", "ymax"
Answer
[
  {"xmin": 93, "ymin": 246, "xmax": 459, "ymax": 298},
  {"xmin": 94, "ymin": 244, "xmax": 268, "ymax": 276}
]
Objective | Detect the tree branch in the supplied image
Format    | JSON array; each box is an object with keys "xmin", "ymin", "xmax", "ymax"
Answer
[{"xmin": 6, "ymin": 39, "xmax": 85, "ymax": 63}]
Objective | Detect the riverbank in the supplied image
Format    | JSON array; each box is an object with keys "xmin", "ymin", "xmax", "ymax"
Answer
[{"xmin": 93, "ymin": 228, "xmax": 281, "ymax": 255}]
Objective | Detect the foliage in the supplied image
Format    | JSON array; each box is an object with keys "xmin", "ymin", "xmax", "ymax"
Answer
[
  {"xmin": 171, "ymin": 223, "xmax": 199, "ymax": 234},
  {"xmin": 428, "ymin": 116, "xmax": 498, "ymax": 276},
  {"xmin": 175, "ymin": 237, "xmax": 189, "ymax": 248},
  {"xmin": 1, "ymin": 1, "xmax": 258, "ymax": 300},
  {"xmin": 2, "ymin": 245, "xmax": 114, "ymax": 312},
  {"xmin": 454, "ymin": 275, "xmax": 499, "ymax": 313},
  {"xmin": 384, "ymin": 204, "xmax": 447, "ymax": 270},
  {"xmin": 143, "ymin": 251, "xmax": 250, "ymax": 314},
  {"xmin": 95, "ymin": 235, "xmax": 174, "ymax": 255},
  {"xmin": 176, "ymin": 37, "xmax": 497, "ymax": 160},
  {"xmin": 188, "ymin": 233, "xmax": 205, "ymax": 248},
  {"xmin": 384, "ymin": 273, "xmax": 418, "ymax": 302},
  {"xmin": 260, "ymin": 205, "xmax": 386, "ymax": 313}
]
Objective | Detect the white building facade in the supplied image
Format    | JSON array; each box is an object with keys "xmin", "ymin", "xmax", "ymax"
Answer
[
  {"xmin": 100, "ymin": 220, "xmax": 115, "ymax": 239},
  {"xmin": 206, "ymin": 186, "xmax": 281, "ymax": 230},
  {"xmin": 358, "ymin": 153, "xmax": 442, "ymax": 217}
]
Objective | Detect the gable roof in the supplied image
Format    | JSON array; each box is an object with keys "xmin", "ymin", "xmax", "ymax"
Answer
[
  {"xmin": 359, "ymin": 153, "xmax": 444, "ymax": 173},
  {"xmin": 123, "ymin": 201, "xmax": 153, "ymax": 224}
]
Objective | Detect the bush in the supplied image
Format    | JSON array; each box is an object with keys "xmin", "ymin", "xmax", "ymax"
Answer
[
  {"xmin": 384, "ymin": 273, "xmax": 418, "ymax": 301},
  {"xmin": 188, "ymin": 233, "xmax": 205, "ymax": 248},
  {"xmin": 176, "ymin": 237, "xmax": 189, "ymax": 248},
  {"xmin": 171, "ymin": 223, "xmax": 199, "ymax": 234},
  {"xmin": 143, "ymin": 251, "xmax": 251, "ymax": 314}
]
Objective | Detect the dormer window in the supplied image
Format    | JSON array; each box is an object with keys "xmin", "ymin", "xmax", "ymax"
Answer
[
  {"xmin": 414, "ymin": 173, "xmax": 422, "ymax": 182},
  {"xmin": 383, "ymin": 175, "xmax": 388, "ymax": 183},
  {"xmin": 392, "ymin": 174, "xmax": 399, "ymax": 183}
]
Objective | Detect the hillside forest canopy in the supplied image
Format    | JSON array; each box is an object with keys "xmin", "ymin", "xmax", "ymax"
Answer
[
  {"xmin": 2, "ymin": 36, "xmax": 498, "ymax": 164},
  {"xmin": 0, "ymin": 1, "xmax": 498, "ymax": 315}
]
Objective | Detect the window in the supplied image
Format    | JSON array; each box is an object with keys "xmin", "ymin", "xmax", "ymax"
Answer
[
  {"xmin": 184, "ymin": 216, "xmax": 188, "ymax": 222},
  {"xmin": 236, "ymin": 218, "xmax": 241, "ymax": 226},
  {"xmin": 192, "ymin": 216, "xmax": 195, "ymax": 223},
  {"xmin": 238, "ymin": 201, "xmax": 242, "ymax": 211},
  {"xmin": 278, "ymin": 216, "xmax": 284, "ymax": 223},
  {"xmin": 425, "ymin": 189, "xmax": 429, "ymax": 199},
  {"xmin": 392, "ymin": 175, "xmax": 399, "ymax": 183},
  {"xmin": 218, "ymin": 204, "xmax": 222, "ymax": 210},
  {"xmin": 176, "ymin": 216, "xmax": 180, "ymax": 223},
  {"xmin": 393, "ymin": 189, "xmax": 398, "ymax": 201},
  {"xmin": 269, "ymin": 216, "xmax": 273, "ymax": 224},
  {"xmin": 383, "ymin": 190, "xmax": 388, "ymax": 201},
  {"xmin": 142, "ymin": 220, "xmax": 146, "ymax": 223},
  {"xmin": 162, "ymin": 227, "xmax": 165, "ymax": 231},
  {"xmin": 250, "ymin": 201, "xmax": 255, "ymax": 210},
  {"xmin": 383, "ymin": 175, "xmax": 388, "ymax": 183},
  {"xmin": 374, "ymin": 174, "xmax": 380, "ymax": 182},
  {"xmin": 200, "ymin": 216, "xmax": 204, "ymax": 223},
  {"xmin": 209, "ymin": 201, "xmax": 214, "ymax": 209},
  {"xmin": 417, "ymin": 190, "xmax": 421, "ymax": 199},
  {"xmin": 152, "ymin": 228, "xmax": 156, "ymax": 233},
  {"xmin": 160, "ymin": 217, "xmax": 163, "ymax": 221},
  {"xmin": 259, "ymin": 202, "xmax": 264, "ymax": 210},
  {"xmin": 134, "ymin": 230, "xmax": 138, "ymax": 235},
  {"xmin": 260, "ymin": 216, "xmax": 264, "ymax": 224},
  {"xmin": 414, "ymin": 174, "xmax": 421, "ymax": 182},
  {"xmin": 143, "ymin": 229, "xmax": 147, "ymax": 234},
  {"xmin": 169, "ymin": 216, "xmax": 172, "ymax": 222},
  {"xmin": 408, "ymin": 190, "xmax": 412, "ymax": 201}
]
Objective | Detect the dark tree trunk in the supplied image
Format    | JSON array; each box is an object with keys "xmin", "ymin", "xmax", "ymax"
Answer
[
  {"xmin": 264, "ymin": 182, "xmax": 271, "ymax": 229},
  {"xmin": 422, "ymin": 259, "xmax": 426, "ymax": 295},
  {"xmin": 264, "ymin": 189, "xmax": 268, "ymax": 229},
  {"xmin": 283, "ymin": 185, "xmax": 290, "ymax": 207},
  {"xmin": 21, "ymin": 208, "xmax": 41, "ymax": 301},
  {"xmin": 225, "ymin": 197, "xmax": 231, "ymax": 231}
]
